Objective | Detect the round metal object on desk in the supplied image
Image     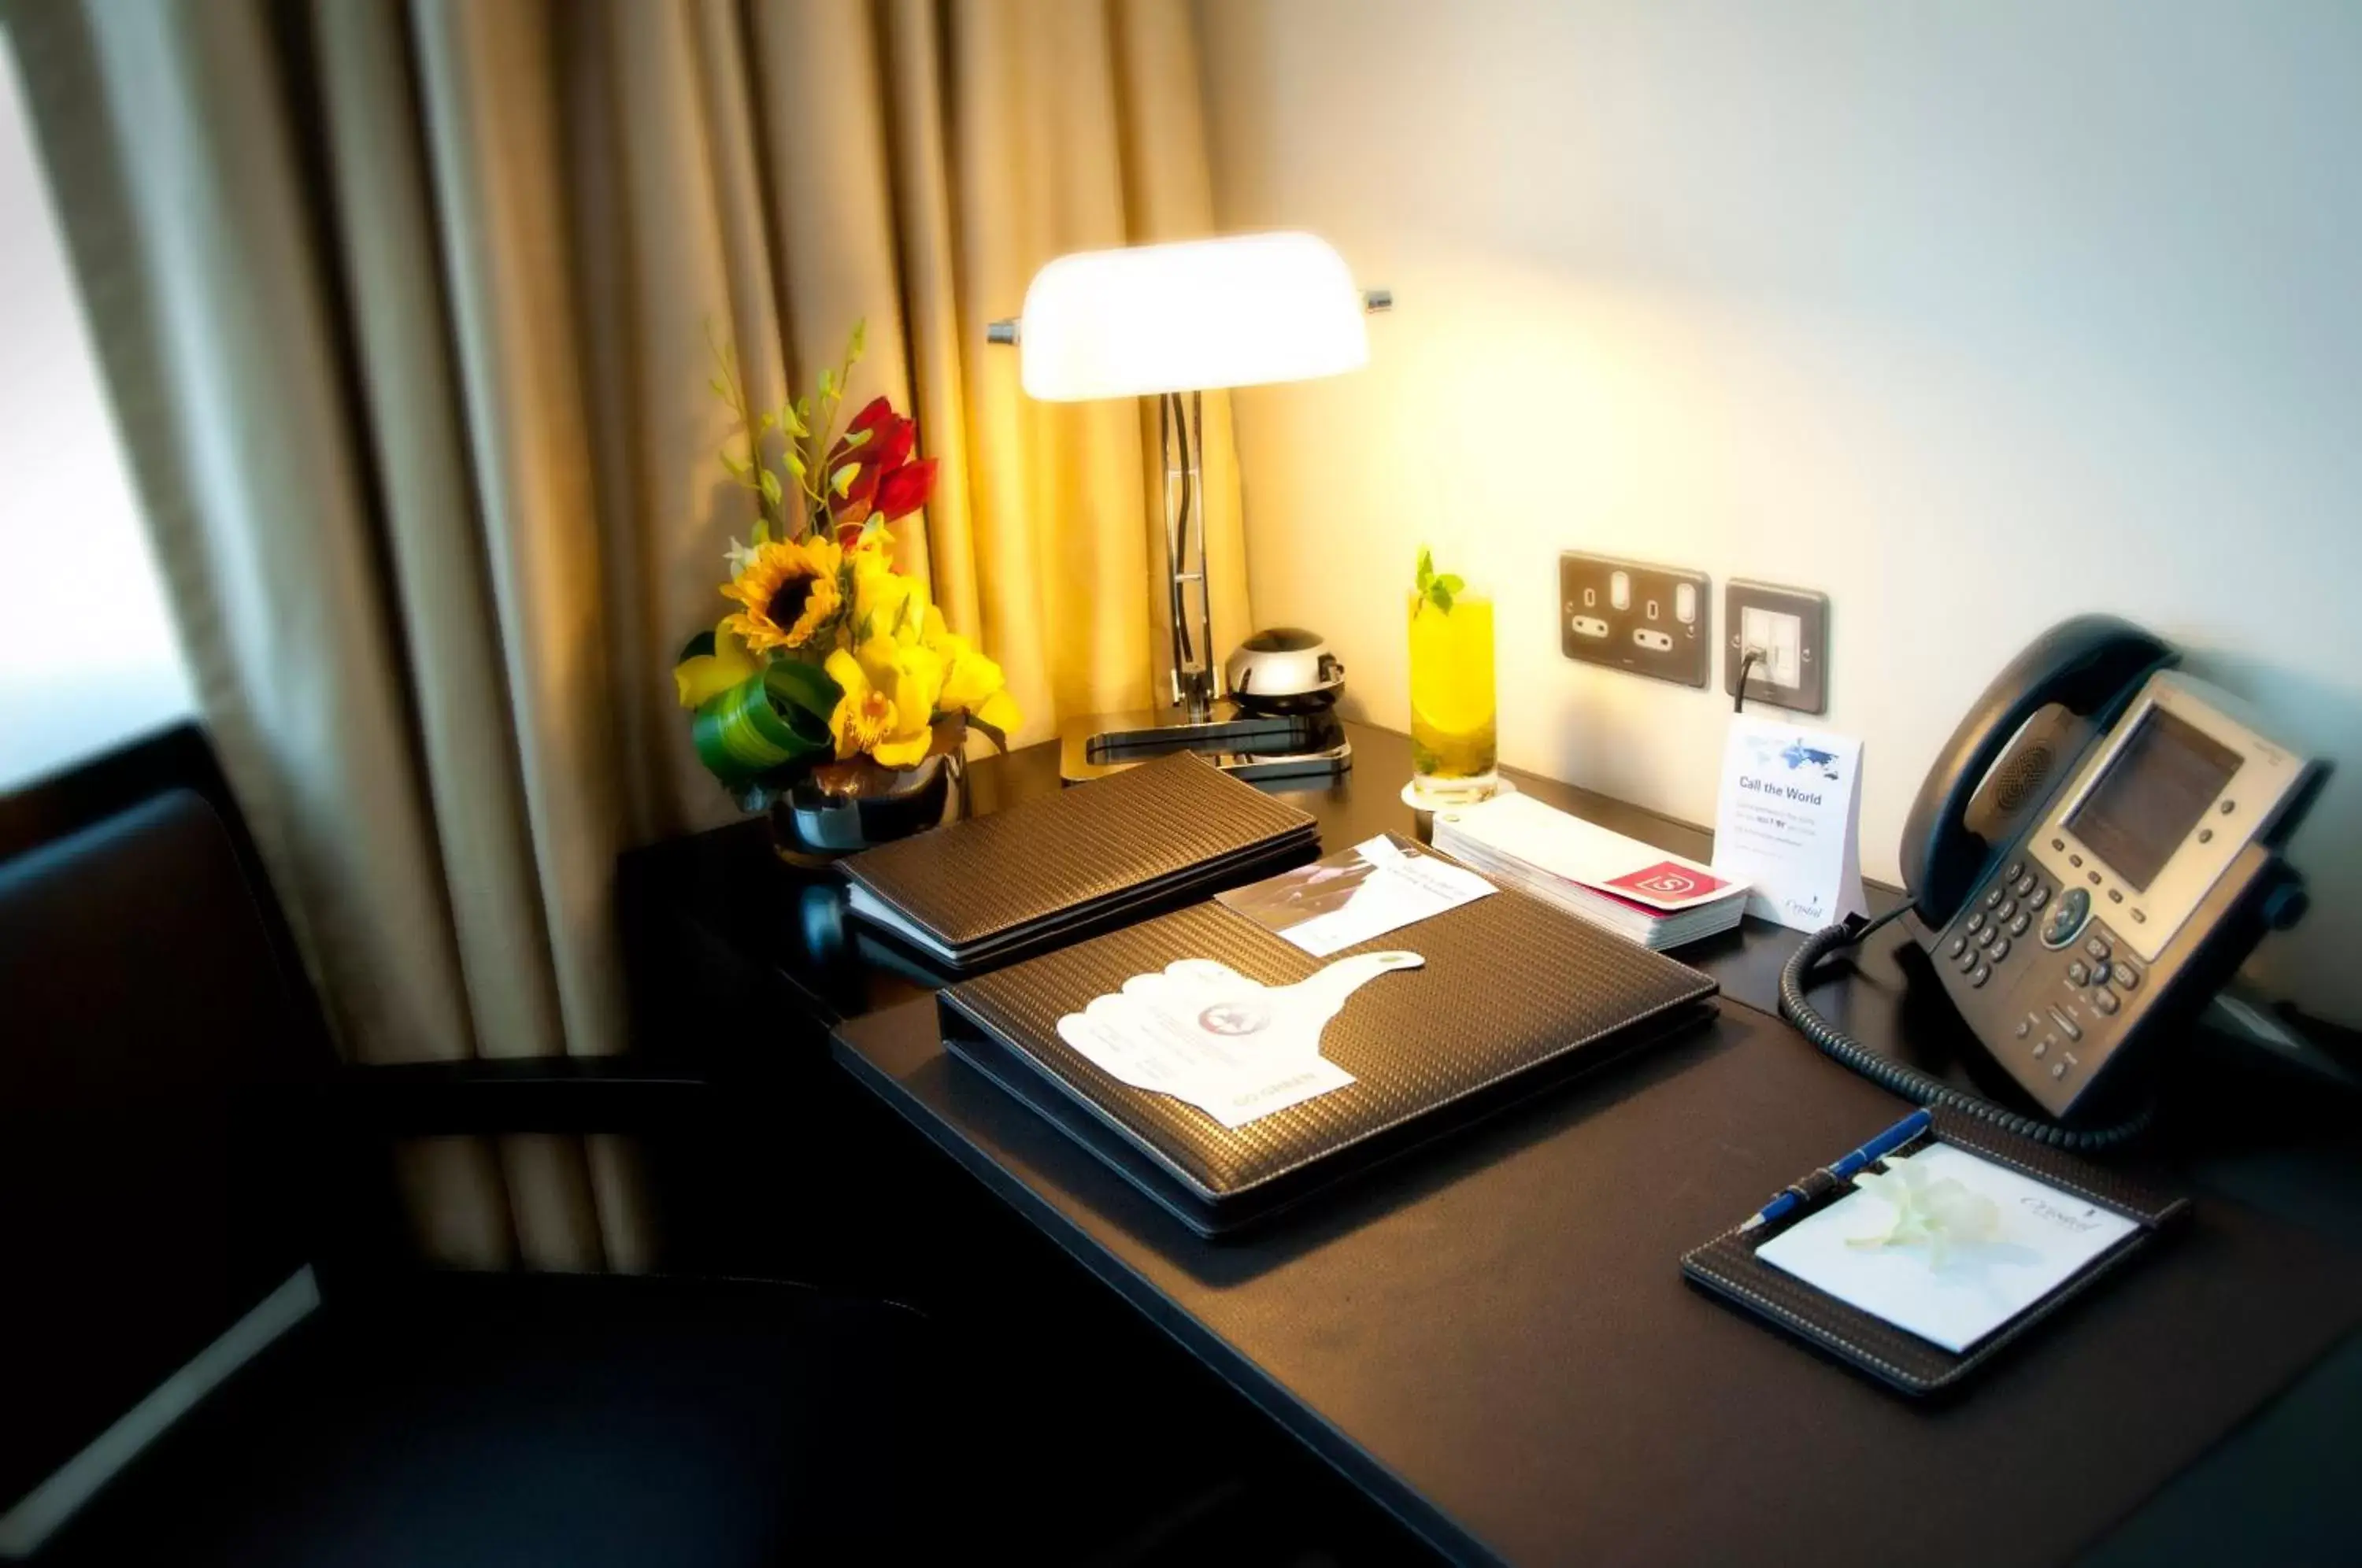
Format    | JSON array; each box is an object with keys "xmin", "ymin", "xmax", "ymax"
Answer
[{"xmin": 1226, "ymin": 627, "xmax": 1345, "ymax": 716}]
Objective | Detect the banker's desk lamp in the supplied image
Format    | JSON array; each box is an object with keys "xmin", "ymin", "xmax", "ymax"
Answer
[{"xmin": 988, "ymin": 231, "xmax": 1390, "ymax": 783}]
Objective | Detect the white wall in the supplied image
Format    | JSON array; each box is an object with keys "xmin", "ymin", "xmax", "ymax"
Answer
[
  {"xmin": 1198, "ymin": 0, "xmax": 2362, "ymax": 1023},
  {"xmin": 0, "ymin": 36, "xmax": 193, "ymax": 790}
]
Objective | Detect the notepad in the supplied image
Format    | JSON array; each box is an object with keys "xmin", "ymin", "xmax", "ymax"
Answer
[{"xmin": 1755, "ymin": 1142, "xmax": 2138, "ymax": 1353}]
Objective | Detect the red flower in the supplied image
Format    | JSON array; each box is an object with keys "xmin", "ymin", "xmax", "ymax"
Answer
[{"xmin": 827, "ymin": 395, "xmax": 936, "ymax": 528}]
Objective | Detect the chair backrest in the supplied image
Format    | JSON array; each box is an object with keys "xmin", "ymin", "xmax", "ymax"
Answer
[{"xmin": 0, "ymin": 777, "xmax": 333, "ymax": 1536}]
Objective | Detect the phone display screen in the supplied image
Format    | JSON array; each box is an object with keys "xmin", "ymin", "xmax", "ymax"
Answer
[{"xmin": 2067, "ymin": 708, "xmax": 2244, "ymax": 892}]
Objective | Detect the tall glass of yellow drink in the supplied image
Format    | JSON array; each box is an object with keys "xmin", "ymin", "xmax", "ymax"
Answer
[{"xmin": 1407, "ymin": 552, "xmax": 1498, "ymax": 804}]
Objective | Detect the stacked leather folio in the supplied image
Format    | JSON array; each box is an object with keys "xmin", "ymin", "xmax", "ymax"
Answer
[
  {"xmin": 842, "ymin": 753, "xmax": 1321, "ymax": 971},
  {"xmin": 930, "ymin": 819, "xmax": 1721, "ymax": 1235}
]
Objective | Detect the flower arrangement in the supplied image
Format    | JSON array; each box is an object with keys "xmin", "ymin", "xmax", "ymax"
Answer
[{"xmin": 673, "ymin": 321, "xmax": 1018, "ymax": 808}]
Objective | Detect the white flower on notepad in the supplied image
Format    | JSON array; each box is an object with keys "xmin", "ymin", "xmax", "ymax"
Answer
[{"xmin": 1846, "ymin": 1154, "xmax": 2001, "ymax": 1267}]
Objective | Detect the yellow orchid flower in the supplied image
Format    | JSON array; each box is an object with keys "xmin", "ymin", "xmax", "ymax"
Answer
[
  {"xmin": 673, "ymin": 621, "xmax": 760, "ymax": 708},
  {"xmin": 922, "ymin": 605, "xmax": 1009, "ymax": 714},
  {"xmin": 850, "ymin": 548, "xmax": 927, "ymax": 647},
  {"xmin": 826, "ymin": 638, "xmax": 945, "ymax": 769},
  {"xmin": 972, "ymin": 687, "xmax": 1021, "ymax": 737}
]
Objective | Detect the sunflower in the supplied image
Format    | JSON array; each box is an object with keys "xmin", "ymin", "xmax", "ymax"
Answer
[{"xmin": 719, "ymin": 536, "xmax": 842, "ymax": 653}]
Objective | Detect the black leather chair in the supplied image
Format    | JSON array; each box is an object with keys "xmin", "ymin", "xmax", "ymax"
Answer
[{"xmin": 0, "ymin": 740, "xmax": 966, "ymax": 1565}]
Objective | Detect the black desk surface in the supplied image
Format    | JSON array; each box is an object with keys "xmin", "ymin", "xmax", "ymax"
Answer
[{"xmin": 635, "ymin": 723, "xmax": 2362, "ymax": 1564}]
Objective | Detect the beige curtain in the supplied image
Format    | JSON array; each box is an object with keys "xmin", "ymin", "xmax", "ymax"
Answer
[{"xmin": 9, "ymin": 0, "xmax": 1247, "ymax": 1268}]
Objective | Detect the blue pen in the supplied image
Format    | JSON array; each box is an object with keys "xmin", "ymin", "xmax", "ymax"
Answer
[{"xmin": 1738, "ymin": 1108, "xmax": 1934, "ymax": 1233}]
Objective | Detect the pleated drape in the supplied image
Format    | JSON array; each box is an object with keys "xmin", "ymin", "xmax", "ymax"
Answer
[{"xmin": 10, "ymin": 0, "xmax": 1246, "ymax": 1269}]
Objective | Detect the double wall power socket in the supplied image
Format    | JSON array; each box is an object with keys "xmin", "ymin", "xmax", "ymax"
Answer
[{"xmin": 1559, "ymin": 553, "xmax": 1711, "ymax": 688}]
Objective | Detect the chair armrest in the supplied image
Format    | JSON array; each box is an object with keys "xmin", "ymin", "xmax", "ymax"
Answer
[{"xmin": 336, "ymin": 1057, "xmax": 713, "ymax": 1136}]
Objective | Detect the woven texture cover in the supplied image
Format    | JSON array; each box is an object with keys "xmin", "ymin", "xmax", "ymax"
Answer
[
  {"xmin": 841, "ymin": 753, "xmax": 1316, "ymax": 952},
  {"xmin": 944, "ymin": 890, "xmax": 1718, "ymax": 1198}
]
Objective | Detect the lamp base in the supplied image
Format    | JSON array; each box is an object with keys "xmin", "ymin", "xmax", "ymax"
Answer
[{"xmin": 1059, "ymin": 703, "xmax": 1352, "ymax": 786}]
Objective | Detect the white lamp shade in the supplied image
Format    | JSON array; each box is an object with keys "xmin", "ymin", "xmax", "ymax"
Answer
[{"xmin": 1015, "ymin": 231, "xmax": 1369, "ymax": 401}]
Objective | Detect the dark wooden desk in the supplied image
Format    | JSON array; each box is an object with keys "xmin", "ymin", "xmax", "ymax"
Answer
[{"xmin": 628, "ymin": 723, "xmax": 2362, "ymax": 1565}]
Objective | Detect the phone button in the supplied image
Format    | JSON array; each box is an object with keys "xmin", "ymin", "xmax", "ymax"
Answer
[
  {"xmin": 1947, "ymin": 935, "xmax": 1969, "ymax": 959},
  {"xmin": 2015, "ymin": 1018, "xmax": 2033, "ymax": 1039},
  {"xmin": 1969, "ymin": 964, "xmax": 1991, "ymax": 988},
  {"xmin": 2068, "ymin": 959, "xmax": 2090, "ymax": 986},
  {"xmin": 2049, "ymin": 1008, "xmax": 2082, "ymax": 1041},
  {"xmin": 2042, "ymin": 887, "xmax": 2090, "ymax": 947},
  {"xmin": 2012, "ymin": 874, "xmax": 2036, "ymax": 898},
  {"xmin": 2005, "ymin": 860, "xmax": 2025, "ymax": 882},
  {"xmin": 2112, "ymin": 963, "xmax": 2140, "ymax": 991},
  {"xmin": 2008, "ymin": 912, "xmax": 2031, "ymax": 937},
  {"xmin": 2026, "ymin": 886, "xmax": 2049, "ymax": 911},
  {"xmin": 1988, "ymin": 937, "xmax": 2012, "ymax": 963},
  {"xmin": 2084, "ymin": 936, "xmax": 2112, "ymax": 964},
  {"xmin": 2051, "ymin": 1061, "xmax": 2068, "ymax": 1081},
  {"xmin": 1966, "ymin": 912, "xmax": 1986, "ymax": 934},
  {"xmin": 2091, "ymin": 988, "xmax": 2120, "ymax": 1016},
  {"xmin": 1995, "ymin": 897, "xmax": 2018, "ymax": 923},
  {"xmin": 1983, "ymin": 886, "xmax": 2006, "ymax": 911}
]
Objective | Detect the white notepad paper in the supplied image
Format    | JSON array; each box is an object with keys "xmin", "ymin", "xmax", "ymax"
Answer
[{"xmin": 1754, "ymin": 1142, "xmax": 2138, "ymax": 1353}]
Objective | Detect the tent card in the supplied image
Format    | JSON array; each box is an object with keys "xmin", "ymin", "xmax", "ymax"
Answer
[
  {"xmin": 1216, "ymin": 834, "xmax": 1494, "ymax": 957},
  {"xmin": 1711, "ymin": 716, "xmax": 1868, "ymax": 933},
  {"xmin": 1053, "ymin": 953, "xmax": 1424, "ymax": 1128},
  {"xmin": 1754, "ymin": 1141, "xmax": 2138, "ymax": 1353}
]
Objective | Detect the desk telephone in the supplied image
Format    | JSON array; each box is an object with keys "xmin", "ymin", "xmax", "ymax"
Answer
[{"xmin": 1783, "ymin": 616, "xmax": 2327, "ymax": 1148}]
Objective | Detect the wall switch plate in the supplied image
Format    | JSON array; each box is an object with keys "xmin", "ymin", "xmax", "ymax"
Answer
[
  {"xmin": 1724, "ymin": 579, "xmax": 1829, "ymax": 713},
  {"xmin": 1560, "ymin": 553, "xmax": 1711, "ymax": 688}
]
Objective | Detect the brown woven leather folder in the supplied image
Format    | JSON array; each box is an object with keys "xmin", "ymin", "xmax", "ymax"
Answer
[
  {"xmin": 840, "ymin": 753, "xmax": 1319, "ymax": 971},
  {"xmin": 939, "ymin": 889, "xmax": 1720, "ymax": 1233},
  {"xmin": 1682, "ymin": 1108, "xmax": 2190, "ymax": 1396}
]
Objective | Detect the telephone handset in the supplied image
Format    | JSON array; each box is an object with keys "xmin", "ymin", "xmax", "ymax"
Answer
[{"xmin": 1783, "ymin": 615, "xmax": 2327, "ymax": 1148}]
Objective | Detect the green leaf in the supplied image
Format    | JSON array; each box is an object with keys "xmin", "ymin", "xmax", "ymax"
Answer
[
  {"xmin": 1430, "ymin": 582, "xmax": 1454, "ymax": 615},
  {"xmin": 764, "ymin": 656, "xmax": 842, "ymax": 724},
  {"xmin": 1416, "ymin": 547, "xmax": 1435, "ymax": 595},
  {"xmin": 778, "ymin": 401, "xmax": 807, "ymax": 438},
  {"xmin": 758, "ymin": 469, "xmax": 783, "ymax": 505},
  {"xmin": 849, "ymin": 318, "xmax": 867, "ymax": 361},
  {"xmin": 831, "ymin": 461, "xmax": 861, "ymax": 497},
  {"xmin": 720, "ymin": 450, "xmax": 751, "ymax": 479},
  {"xmin": 820, "ymin": 368, "xmax": 838, "ymax": 401},
  {"xmin": 784, "ymin": 449, "xmax": 807, "ymax": 480},
  {"xmin": 1437, "ymin": 574, "xmax": 1465, "ymax": 596},
  {"xmin": 842, "ymin": 427, "xmax": 871, "ymax": 449}
]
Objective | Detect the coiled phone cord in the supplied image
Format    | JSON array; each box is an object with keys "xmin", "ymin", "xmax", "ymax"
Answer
[{"xmin": 1779, "ymin": 912, "xmax": 2157, "ymax": 1152}]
